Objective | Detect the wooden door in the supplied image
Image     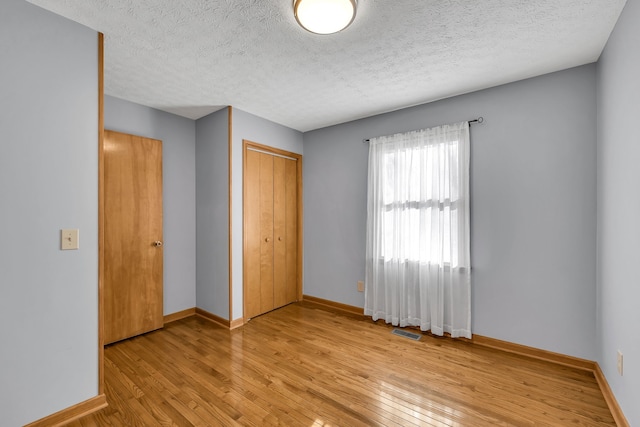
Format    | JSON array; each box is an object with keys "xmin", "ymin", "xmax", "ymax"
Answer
[
  {"xmin": 104, "ymin": 130, "xmax": 163, "ymax": 344},
  {"xmin": 245, "ymin": 149, "xmax": 274, "ymax": 319},
  {"xmin": 273, "ymin": 156, "xmax": 298, "ymax": 308},
  {"xmin": 244, "ymin": 142, "xmax": 300, "ymax": 319}
]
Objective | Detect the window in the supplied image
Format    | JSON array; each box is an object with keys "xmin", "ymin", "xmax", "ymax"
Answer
[{"xmin": 378, "ymin": 140, "xmax": 462, "ymax": 266}]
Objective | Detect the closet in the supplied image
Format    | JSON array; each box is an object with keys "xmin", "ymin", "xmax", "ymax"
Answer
[{"xmin": 243, "ymin": 141, "xmax": 301, "ymax": 319}]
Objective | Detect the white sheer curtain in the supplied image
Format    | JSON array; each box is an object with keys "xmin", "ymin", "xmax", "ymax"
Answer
[{"xmin": 364, "ymin": 121, "xmax": 471, "ymax": 338}]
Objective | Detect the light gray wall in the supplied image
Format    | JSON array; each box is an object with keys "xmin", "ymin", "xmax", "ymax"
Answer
[
  {"xmin": 596, "ymin": 0, "xmax": 640, "ymax": 423},
  {"xmin": 196, "ymin": 108, "xmax": 230, "ymax": 318},
  {"xmin": 231, "ymin": 108, "xmax": 304, "ymax": 320},
  {"xmin": 105, "ymin": 96, "xmax": 197, "ymax": 316},
  {"xmin": 0, "ymin": 1, "xmax": 98, "ymax": 425},
  {"xmin": 304, "ymin": 65, "xmax": 598, "ymax": 360}
]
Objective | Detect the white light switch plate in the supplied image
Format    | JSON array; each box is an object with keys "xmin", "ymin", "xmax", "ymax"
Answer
[{"xmin": 61, "ymin": 229, "xmax": 79, "ymax": 250}]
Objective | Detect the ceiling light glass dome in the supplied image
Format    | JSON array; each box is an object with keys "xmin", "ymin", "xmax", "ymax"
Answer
[{"xmin": 294, "ymin": 0, "xmax": 358, "ymax": 35}]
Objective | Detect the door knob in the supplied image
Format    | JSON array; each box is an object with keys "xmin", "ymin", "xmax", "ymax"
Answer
[{"xmin": 153, "ymin": 241, "xmax": 163, "ymax": 247}]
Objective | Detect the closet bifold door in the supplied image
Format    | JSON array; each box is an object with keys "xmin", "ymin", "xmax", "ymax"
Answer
[
  {"xmin": 244, "ymin": 142, "xmax": 300, "ymax": 320},
  {"xmin": 245, "ymin": 149, "xmax": 266, "ymax": 319},
  {"xmin": 273, "ymin": 156, "xmax": 297, "ymax": 309},
  {"xmin": 258, "ymin": 152, "xmax": 275, "ymax": 314}
]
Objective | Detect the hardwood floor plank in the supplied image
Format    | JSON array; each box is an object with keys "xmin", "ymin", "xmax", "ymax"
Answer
[
  {"xmin": 71, "ymin": 303, "xmax": 616, "ymax": 426},
  {"xmin": 123, "ymin": 338, "xmax": 245, "ymax": 425},
  {"xmin": 254, "ymin": 308, "xmax": 527, "ymax": 425},
  {"xmin": 106, "ymin": 347, "xmax": 195, "ymax": 426},
  {"xmin": 164, "ymin": 320, "xmax": 365, "ymax": 426},
  {"xmin": 143, "ymin": 331, "xmax": 309, "ymax": 425},
  {"xmin": 258, "ymin": 306, "xmax": 604, "ymax": 423}
]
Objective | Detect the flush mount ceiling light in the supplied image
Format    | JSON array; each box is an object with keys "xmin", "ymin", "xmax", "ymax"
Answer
[{"xmin": 294, "ymin": 0, "xmax": 358, "ymax": 35}]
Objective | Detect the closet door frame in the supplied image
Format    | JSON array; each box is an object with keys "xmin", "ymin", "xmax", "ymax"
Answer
[{"xmin": 242, "ymin": 140, "xmax": 303, "ymax": 319}]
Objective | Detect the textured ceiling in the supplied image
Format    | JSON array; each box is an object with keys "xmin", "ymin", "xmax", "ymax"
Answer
[{"xmin": 27, "ymin": 0, "xmax": 626, "ymax": 132}]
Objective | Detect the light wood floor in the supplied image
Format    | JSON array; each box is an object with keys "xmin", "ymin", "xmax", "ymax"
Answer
[{"xmin": 70, "ymin": 302, "xmax": 615, "ymax": 426}]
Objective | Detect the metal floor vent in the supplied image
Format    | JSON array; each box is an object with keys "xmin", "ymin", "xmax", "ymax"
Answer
[{"xmin": 391, "ymin": 328, "xmax": 421, "ymax": 341}]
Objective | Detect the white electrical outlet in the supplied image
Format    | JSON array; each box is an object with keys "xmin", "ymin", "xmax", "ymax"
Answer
[{"xmin": 617, "ymin": 350, "xmax": 623, "ymax": 376}]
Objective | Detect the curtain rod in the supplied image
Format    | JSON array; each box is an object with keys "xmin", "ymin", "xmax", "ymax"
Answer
[{"xmin": 362, "ymin": 117, "xmax": 484, "ymax": 143}]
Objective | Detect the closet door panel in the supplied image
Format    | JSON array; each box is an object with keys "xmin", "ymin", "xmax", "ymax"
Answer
[
  {"xmin": 244, "ymin": 150, "xmax": 262, "ymax": 319},
  {"xmin": 273, "ymin": 156, "xmax": 287, "ymax": 308},
  {"xmin": 259, "ymin": 153, "xmax": 275, "ymax": 313},
  {"xmin": 244, "ymin": 141, "xmax": 301, "ymax": 320},
  {"xmin": 284, "ymin": 158, "xmax": 298, "ymax": 304}
]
